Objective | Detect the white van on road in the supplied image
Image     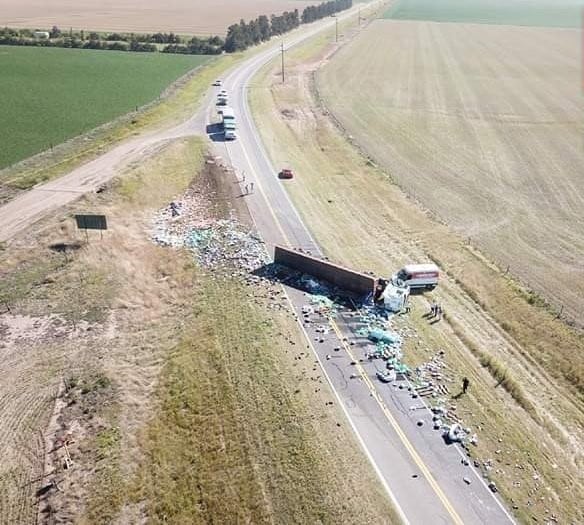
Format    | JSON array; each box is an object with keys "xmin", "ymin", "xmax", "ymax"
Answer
[{"xmin": 393, "ymin": 263, "xmax": 439, "ymax": 290}]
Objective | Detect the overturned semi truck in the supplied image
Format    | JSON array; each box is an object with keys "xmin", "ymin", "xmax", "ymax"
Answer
[{"xmin": 273, "ymin": 246, "xmax": 438, "ymax": 312}]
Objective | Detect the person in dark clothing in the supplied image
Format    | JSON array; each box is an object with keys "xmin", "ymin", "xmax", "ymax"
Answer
[{"xmin": 462, "ymin": 377, "xmax": 470, "ymax": 394}]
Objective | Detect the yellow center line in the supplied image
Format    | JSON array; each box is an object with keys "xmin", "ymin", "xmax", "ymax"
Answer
[
  {"xmin": 230, "ymin": 38, "xmax": 462, "ymax": 523},
  {"xmin": 236, "ymin": 127, "xmax": 292, "ymax": 248},
  {"xmin": 328, "ymin": 318, "xmax": 465, "ymax": 525}
]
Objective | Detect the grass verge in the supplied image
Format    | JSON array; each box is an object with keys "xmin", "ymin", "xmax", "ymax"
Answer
[
  {"xmin": 134, "ymin": 274, "xmax": 397, "ymax": 524},
  {"xmin": 1, "ymin": 132, "xmax": 399, "ymax": 522},
  {"xmin": 446, "ymin": 315, "xmax": 535, "ymax": 415},
  {"xmin": 248, "ymin": 17, "xmax": 583, "ymax": 524}
]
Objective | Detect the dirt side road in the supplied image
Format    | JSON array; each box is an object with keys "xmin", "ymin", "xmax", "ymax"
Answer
[{"xmin": 0, "ymin": 118, "xmax": 199, "ymax": 242}]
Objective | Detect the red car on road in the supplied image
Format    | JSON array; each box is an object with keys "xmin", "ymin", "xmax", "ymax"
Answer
[{"xmin": 278, "ymin": 168, "xmax": 294, "ymax": 179}]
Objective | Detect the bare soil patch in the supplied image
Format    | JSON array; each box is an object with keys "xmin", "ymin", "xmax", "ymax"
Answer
[
  {"xmin": 0, "ymin": 138, "xmax": 205, "ymax": 524},
  {"xmin": 0, "ymin": 0, "xmax": 313, "ymax": 35},
  {"xmin": 318, "ymin": 20, "xmax": 584, "ymax": 326}
]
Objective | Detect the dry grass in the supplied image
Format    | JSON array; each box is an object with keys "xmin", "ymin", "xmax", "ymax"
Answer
[
  {"xmin": 0, "ymin": 0, "xmax": 313, "ymax": 35},
  {"xmin": 0, "ymin": 137, "xmax": 205, "ymax": 524},
  {"xmin": 445, "ymin": 315, "xmax": 535, "ymax": 415},
  {"xmin": 249, "ymin": 22, "xmax": 584, "ymax": 524},
  {"xmin": 134, "ymin": 275, "xmax": 396, "ymax": 524},
  {"xmin": 318, "ymin": 20, "xmax": 584, "ymax": 326},
  {"xmin": 0, "ymin": 134, "xmax": 398, "ymax": 523}
]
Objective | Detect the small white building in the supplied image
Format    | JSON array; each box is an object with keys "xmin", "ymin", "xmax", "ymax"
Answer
[{"xmin": 33, "ymin": 31, "xmax": 50, "ymax": 39}]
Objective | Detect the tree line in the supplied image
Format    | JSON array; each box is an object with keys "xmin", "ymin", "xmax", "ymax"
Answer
[
  {"xmin": 224, "ymin": 10, "xmax": 300, "ymax": 53},
  {"xmin": 0, "ymin": 0, "xmax": 353, "ymax": 56},
  {"xmin": 302, "ymin": 0, "xmax": 353, "ymax": 24},
  {"xmin": 0, "ymin": 31, "xmax": 157, "ymax": 52},
  {"xmin": 224, "ymin": 0, "xmax": 352, "ymax": 52},
  {"xmin": 0, "ymin": 26, "xmax": 223, "ymax": 54}
]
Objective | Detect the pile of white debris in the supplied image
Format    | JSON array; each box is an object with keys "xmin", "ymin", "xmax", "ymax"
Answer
[{"xmin": 151, "ymin": 189, "xmax": 269, "ymax": 272}]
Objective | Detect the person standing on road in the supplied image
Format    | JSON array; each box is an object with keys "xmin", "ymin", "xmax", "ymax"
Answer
[
  {"xmin": 250, "ymin": 182, "xmax": 254, "ymax": 193},
  {"xmin": 244, "ymin": 184, "xmax": 249, "ymax": 195},
  {"xmin": 462, "ymin": 376, "xmax": 470, "ymax": 394}
]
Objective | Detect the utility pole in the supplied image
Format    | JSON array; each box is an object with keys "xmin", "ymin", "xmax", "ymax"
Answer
[
  {"xmin": 335, "ymin": 16, "xmax": 338, "ymax": 42},
  {"xmin": 358, "ymin": 7, "xmax": 361, "ymax": 27},
  {"xmin": 280, "ymin": 40, "xmax": 285, "ymax": 83}
]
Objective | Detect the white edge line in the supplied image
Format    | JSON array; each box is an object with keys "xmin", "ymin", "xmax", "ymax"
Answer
[
  {"xmin": 281, "ymin": 289, "xmax": 411, "ymax": 525},
  {"xmin": 205, "ymin": 5, "xmax": 436, "ymax": 524},
  {"xmin": 214, "ymin": 142, "xmax": 409, "ymax": 523},
  {"xmin": 215, "ymin": 6, "xmax": 408, "ymax": 522},
  {"xmin": 215, "ymin": 120, "xmax": 409, "ymax": 523},
  {"xmin": 234, "ymin": 3, "xmax": 516, "ymax": 522},
  {"xmin": 241, "ymin": 86, "xmax": 322, "ymax": 255}
]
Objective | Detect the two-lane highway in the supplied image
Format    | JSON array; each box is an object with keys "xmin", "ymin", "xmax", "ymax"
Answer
[
  {"xmin": 0, "ymin": 3, "xmax": 516, "ymax": 521},
  {"xmin": 205, "ymin": 7, "xmax": 515, "ymax": 525}
]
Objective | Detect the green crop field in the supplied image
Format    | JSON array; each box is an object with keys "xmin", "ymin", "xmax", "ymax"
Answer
[
  {"xmin": 0, "ymin": 47, "xmax": 211, "ymax": 169},
  {"xmin": 384, "ymin": 0, "xmax": 583, "ymax": 27}
]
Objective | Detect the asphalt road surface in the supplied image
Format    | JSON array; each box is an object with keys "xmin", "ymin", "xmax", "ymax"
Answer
[
  {"xmin": 0, "ymin": 3, "xmax": 516, "ymax": 523},
  {"xmin": 204, "ymin": 8, "xmax": 515, "ymax": 525}
]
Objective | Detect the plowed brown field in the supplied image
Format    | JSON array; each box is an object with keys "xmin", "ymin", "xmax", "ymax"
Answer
[
  {"xmin": 318, "ymin": 20, "xmax": 584, "ymax": 324},
  {"xmin": 0, "ymin": 0, "xmax": 312, "ymax": 35}
]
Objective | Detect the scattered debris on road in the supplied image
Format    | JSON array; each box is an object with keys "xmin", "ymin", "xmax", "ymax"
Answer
[{"xmin": 150, "ymin": 190, "xmax": 505, "ymax": 506}]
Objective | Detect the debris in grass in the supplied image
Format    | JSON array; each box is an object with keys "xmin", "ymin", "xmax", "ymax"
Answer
[
  {"xmin": 152, "ymin": 188, "xmax": 489, "ymax": 459},
  {"xmin": 151, "ymin": 187, "xmax": 269, "ymax": 272}
]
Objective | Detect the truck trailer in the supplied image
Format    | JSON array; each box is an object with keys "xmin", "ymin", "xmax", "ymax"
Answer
[
  {"xmin": 220, "ymin": 107, "xmax": 237, "ymax": 140},
  {"xmin": 220, "ymin": 107, "xmax": 235, "ymax": 122}
]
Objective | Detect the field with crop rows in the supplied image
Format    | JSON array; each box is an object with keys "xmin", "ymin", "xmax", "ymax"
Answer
[
  {"xmin": 0, "ymin": 47, "xmax": 210, "ymax": 169},
  {"xmin": 318, "ymin": 20, "xmax": 584, "ymax": 324},
  {"xmin": 384, "ymin": 0, "xmax": 583, "ymax": 27},
  {"xmin": 250, "ymin": 22, "xmax": 584, "ymax": 522},
  {"xmin": 0, "ymin": 0, "xmax": 314, "ymax": 36}
]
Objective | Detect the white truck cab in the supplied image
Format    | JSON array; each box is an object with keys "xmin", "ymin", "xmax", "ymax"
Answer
[
  {"xmin": 382, "ymin": 284, "xmax": 410, "ymax": 312},
  {"xmin": 393, "ymin": 263, "xmax": 439, "ymax": 290}
]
